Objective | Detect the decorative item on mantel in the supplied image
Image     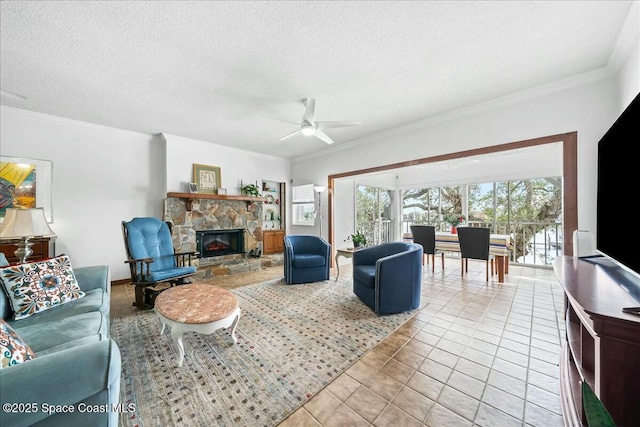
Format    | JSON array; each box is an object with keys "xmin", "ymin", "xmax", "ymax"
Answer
[
  {"xmin": 443, "ymin": 214, "xmax": 466, "ymax": 234},
  {"xmin": 240, "ymin": 181, "xmax": 261, "ymax": 197},
  {"xmin": 193, "ymin": 164, "xmax": 221, "ymax": 194}
]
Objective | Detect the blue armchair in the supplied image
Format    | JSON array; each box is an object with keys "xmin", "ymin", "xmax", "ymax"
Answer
[
  {"xmin": 284, "ymin": 235, "xmax": 331, "ymax": 284},
  {"xmin": 122, "ymin": 217, "xmax": 197, "ymax": 309},
  {"xmin": 353, "ymin": 242, "xmax": 423, "ymax": 315}
]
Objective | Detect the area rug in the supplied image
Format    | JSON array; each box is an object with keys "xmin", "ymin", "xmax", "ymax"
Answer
[{"xmin": 111, "ymin": 277, "xmax": 417, "ymax": 427}]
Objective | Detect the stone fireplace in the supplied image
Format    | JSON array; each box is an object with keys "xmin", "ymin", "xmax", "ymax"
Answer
[{"xmin": 163, "ymin": 194, "xmax": 264, "ymax": 264}]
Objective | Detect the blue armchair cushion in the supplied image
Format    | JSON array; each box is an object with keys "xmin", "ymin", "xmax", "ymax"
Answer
[
  {"xmin": 124, "ymin": 218, "xmax": 179, "ymax": 272},
  {"xmin": 0, "ymin": 319, "xmax": 36, "ymax": 368},
  {"xmin": 148, "ymin": 266, "xmax": 197, "ymax": 282},
  {"xmin": 0, "ymin": 254, "xmax": 86, "ymax": 320},
  {"xmin": 353, "ymin": 265, "xmax": 376, "ymax": 288},
  {"xmin": 292, "ymin": 254, "xmax": 326, "ymax": 268}
]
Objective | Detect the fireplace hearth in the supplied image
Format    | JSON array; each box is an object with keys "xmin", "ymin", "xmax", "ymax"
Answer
[{"xmin": 196, "ymin": 229, "xmax": 245, "ymax": 258}]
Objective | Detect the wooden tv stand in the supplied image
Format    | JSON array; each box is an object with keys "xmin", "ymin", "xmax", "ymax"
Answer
[{"xmin": 554, "ymin": 256, "xmax": 640, "ymax": 426}]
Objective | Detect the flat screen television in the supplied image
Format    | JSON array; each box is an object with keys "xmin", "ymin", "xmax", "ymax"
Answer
[{"xmin": 596, "ymin": 91, "xmax": 640, "ymax": 287}]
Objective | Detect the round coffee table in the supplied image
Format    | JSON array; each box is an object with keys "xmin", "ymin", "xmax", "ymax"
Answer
[{"xmin": 154, "ymin": 283, "xmax": 241, "ymax": 367}]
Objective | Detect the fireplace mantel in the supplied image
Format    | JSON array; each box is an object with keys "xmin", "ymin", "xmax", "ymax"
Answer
[{"xmin": 167, "ymin": 192, "xmax": 266, "ymax": 210}]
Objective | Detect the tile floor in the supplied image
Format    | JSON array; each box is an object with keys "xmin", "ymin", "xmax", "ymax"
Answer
[{"xmin": 111, "ymin": 257, "xmax": 566, "ymax": 427}]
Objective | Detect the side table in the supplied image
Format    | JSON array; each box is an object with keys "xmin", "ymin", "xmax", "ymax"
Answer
[
  {"xmin": 154, "ymin": 283, "xmax": 241, "ymax": 367},
  {"xmin": 335, "ymin": 247, "xmax": 358, "ymax": 281}
]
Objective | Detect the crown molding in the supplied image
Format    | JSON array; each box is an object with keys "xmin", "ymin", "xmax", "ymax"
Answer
[{"xmin": 1, "ymin": 106, "xmax": 154, "ymax": 139}]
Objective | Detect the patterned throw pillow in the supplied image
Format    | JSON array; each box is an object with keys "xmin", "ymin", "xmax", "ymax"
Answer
[
  {"xmin": 0, "ymin": 319, "xmax": 36, "ymax": 368},
  {"xmin": 0, "ymin": 254, "xmax": 86, "ymax": 320}
]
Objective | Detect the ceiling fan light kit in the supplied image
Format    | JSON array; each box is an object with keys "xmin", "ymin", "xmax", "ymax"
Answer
[
  {"xmin": 279, "ymin": 98, "xmax": 361, "ymax": 145},
  {"xmin": 301, "ymin": 125, "xmax": 315, "ymax": 136}
]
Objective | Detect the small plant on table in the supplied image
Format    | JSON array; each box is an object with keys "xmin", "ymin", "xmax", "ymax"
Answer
[{"xmin": 345, "ymin": 231, "xmax": 367, "ymax": 248}]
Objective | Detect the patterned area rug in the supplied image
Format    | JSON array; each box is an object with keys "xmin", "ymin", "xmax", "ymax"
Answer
[{"xmin": 111, "ymin": 277, "xmax": 416, "ymax": 427}]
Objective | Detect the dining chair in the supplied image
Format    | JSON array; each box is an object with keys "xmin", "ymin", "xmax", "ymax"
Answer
[
  {"xmin": 457, "ymin": 226, "xmax": 494, "ymax": 281},
  {"xmin": 410, "ymin": 225, "xmax": 444, "ymax": 272}
]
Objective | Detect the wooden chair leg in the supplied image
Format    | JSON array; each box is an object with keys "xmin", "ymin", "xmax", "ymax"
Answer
[
  {"xmin": 431, "ymin": 254, "xmax": 435, "ymax": 272},
  {"xmin": 441, "ymin": 253, "xmax": 444, "ymax": 271},
  {"xmin": 486, "ymin": 261, "xmax": 489, "ymax": 282},
  {"xmin": 134, "ymin": 284, "xmax": 146, "ymax": 309}
]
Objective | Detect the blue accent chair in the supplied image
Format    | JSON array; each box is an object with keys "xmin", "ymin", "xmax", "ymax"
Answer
[
  {"xmin": 284, "ymin": 235, "xmax": 331, "ymax": 284},
  {"xmin": 353, "ymin": 242, "xmax": 423, "ymax": 315},
  {"xmin": 122, "ymin": 217, "xmax": 197, "ymax": 309}
]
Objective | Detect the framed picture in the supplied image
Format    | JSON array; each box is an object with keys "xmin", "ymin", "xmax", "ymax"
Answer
[
  {"xmin": 192, "ymin": 164, "xmax": 221, "ymax": 194},
  {"xmin": 217, "ymin": 188, "xmax": 227, "ymax": 195},
  {"xmin": 188, "ymin": 182, "xmax": 198, "ymax": 193},
  {"xmin": 0, "ymin": 156, "xmax": 53, "ymax": 223}
]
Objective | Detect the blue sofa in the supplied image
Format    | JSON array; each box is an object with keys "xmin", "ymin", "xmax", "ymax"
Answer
[
  {"xmin": 353, "ymin": 242, "xmax": 423, "ymax": 315},
  {"xmin": 284, "ymin": 235, "xmax": 331, "ymax": 284},
  {"xmin": 0, "ymin": 253, "xmax": 121, "ymax": 427}
]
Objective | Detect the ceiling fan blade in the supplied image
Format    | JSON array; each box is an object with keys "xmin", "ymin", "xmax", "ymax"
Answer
[
  {"xmin": 280, "ymin": 129, "xmax": 301, "ymax": 140},
  {"xmin": 316, "ymin": 121, "xmax": 361, "ymax": 129},
  {"xmin": 314, "ymin": 129, "xmax": 335, "ymax": 145},
  {"xmin": 303, "ymin": 98, "xmax": 316, "ymax": 124}
]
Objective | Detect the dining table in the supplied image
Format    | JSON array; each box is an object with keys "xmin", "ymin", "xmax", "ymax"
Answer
[{"xmin": 434, "ymin": 232, "xmax": 512, "ymax": 282}]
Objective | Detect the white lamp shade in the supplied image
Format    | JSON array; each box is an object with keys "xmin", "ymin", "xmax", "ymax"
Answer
[
  {"xmin": 0, "ymin": 208, "xmax": 55, "ymax": 238},
  {"xmin": 313, "ymin": 185, "xmax": 327, "ymax": 193}
]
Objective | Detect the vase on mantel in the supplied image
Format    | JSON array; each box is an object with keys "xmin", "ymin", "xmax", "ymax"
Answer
[{"xmin": 451, "ymin": 226, "xmax": 457, "ymax": 234}]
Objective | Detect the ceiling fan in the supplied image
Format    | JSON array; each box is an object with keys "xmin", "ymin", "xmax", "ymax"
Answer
[{"xmin": 280, "ymin": 98, "xmax": 361, "ymax": 145}]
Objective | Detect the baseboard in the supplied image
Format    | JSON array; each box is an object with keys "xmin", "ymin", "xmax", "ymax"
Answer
[{"xmin": 111, "ymin": 278, "xmax": 130, "ymax": 286}]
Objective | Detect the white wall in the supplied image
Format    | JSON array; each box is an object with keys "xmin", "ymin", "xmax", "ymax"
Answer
[
  {"xmin": 1, "ymin": 109, "xmax": 291, "ymax": 281},
  {"xmin": 163, "ymin": 133, "xmax": 290, "ymax": 197},
  {"xmin": 1, "ymin": 108, "xmax": 165, "ymax": 280},
  {"xmin": 333, "ymin": 178, "xmax": 355, "ymax": 251}
]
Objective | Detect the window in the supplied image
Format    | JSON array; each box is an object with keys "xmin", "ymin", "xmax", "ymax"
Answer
[
  {"xmin": 292, "ymin": 184, "xmax": 315, "ymax": 226},
  {"xmin": 403, "ymin": 176, "xmax": 562, "ymax": 266}
]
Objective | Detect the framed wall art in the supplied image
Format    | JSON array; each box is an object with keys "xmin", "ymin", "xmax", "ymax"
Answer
[
  {"xmin": 192, "ymin": 164, "xmax": 221, "ymax": 194},
  {"xmin": 0, "ymin": 156, "xmax": 53, "ymax": 223}
]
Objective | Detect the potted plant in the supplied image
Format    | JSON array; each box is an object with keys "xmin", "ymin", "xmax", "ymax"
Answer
[
  {"xmin": 443, "ymin": 214, "xmax": 466, "ymax": 234},
  {"xmin": 240, "ymin": 183, "xmax": 261, "ymax": 197},
  {"xmin": 345, "ymin": 231, "xmax": 367, "ymax": 248}
]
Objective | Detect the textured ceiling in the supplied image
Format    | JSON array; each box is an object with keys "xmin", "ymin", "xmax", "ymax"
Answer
[{"xmin": 0, "ymin": 1, "xmax": 634, "ymax": 159}]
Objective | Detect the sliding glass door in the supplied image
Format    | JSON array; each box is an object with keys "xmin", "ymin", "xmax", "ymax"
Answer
[{"xmin": 355, "ymin": 185, "xmax": 393, "ymax": 245}]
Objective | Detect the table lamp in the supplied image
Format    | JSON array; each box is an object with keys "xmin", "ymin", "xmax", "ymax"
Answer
[{"xmin": 0, "ymin": 208, "xmax": 56, "ymax": 264}]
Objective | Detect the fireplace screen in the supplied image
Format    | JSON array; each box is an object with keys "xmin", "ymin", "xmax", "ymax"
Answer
[{"xmin": 196, "ymin": 229, "xmax": 245, "ymax": 257}]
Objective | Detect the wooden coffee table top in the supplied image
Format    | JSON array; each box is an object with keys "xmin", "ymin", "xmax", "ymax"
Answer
[{"xmin": 155, "ymin": 283, "xmax": 238, "ymax": 324}]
